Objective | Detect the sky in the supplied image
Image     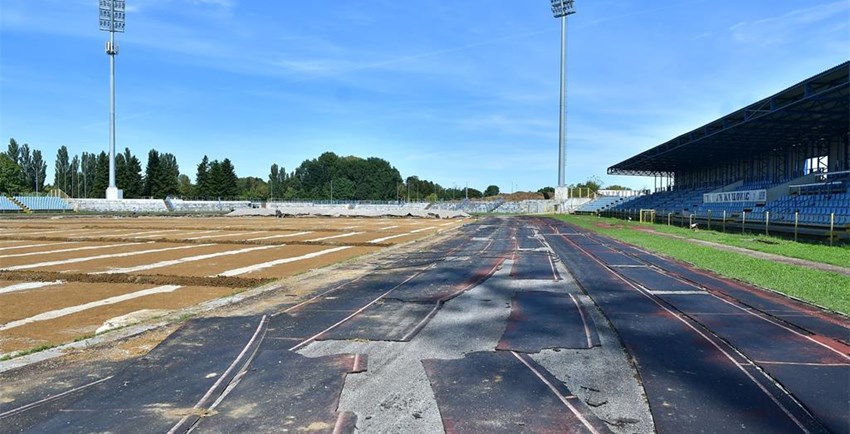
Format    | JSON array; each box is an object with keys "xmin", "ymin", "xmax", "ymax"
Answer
[{"xmin": 1, "ymin": 0, "xmax": 848, "ymax": 194}]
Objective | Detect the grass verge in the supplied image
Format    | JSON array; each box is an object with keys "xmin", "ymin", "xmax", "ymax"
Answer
[
  {"xmin": 633, "ymin": 218, "xmax": 850, "ymax": 267},
  {"xmin": 554, "ymin": 215, "xmax": 850, "ymax": 316}
]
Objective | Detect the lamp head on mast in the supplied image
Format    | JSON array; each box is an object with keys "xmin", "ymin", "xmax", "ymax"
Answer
[{"xmin": 551, "ymin": 0, "xmax": 576, "ymax": 18}]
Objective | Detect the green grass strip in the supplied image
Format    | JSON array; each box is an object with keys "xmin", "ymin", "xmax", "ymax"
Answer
[
  {"xmin": 638, "ymin": 218, "xmax": 850, "ymax": 267},
  {"xmin": 552, "ymin": 215, "xmax": 850, "ymax": 315}
]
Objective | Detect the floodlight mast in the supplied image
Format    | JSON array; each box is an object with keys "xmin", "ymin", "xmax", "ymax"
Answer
[
  {"xmin": 551, "ymin": 0, "xmax": 575, "ymax": 188},
  {"xmin": 99, "ymin": 0, "xmax": 125, "ymax": 200}
]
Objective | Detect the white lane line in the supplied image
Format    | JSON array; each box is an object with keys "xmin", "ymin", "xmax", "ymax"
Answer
[
  {"xmin": 246, "ymin": 231, "xmax": 313, "ymax": 241},
  {"xmin": 1, "ymin": 244, "xmax": 214, "ymax": 271},
  {"xmin": 439, "ymin": 221, "xmax": 456, "ymax": 226},
  {"xmin": 3, "ymin": 229, "xmax": 69, "ymax": 236},
  {"xmin": 648, "ymin": 290, "xmax": 708, "ymax": 295},
  {"xmin": 410, "ymin": 226, "xmax": 437, "ymax": 233},
  {"xmin": 164, "ymin": 230, "xmax": 218, "ymax": 238},
  {"xmin": 368, "ymin": 233, "xmax": 412, "ymax": 244},
  {"xmin": 568, "ymin": 293, "xmax": 594, "ymax": 348},
  {"xmin": 0, "ymin": 242, "xmax": 73, "ymax": 252},
  {"xmin": 133, "ymin": 230, "xmax": 198, "ymax": 239},
  {"xmin": 0, "ymin": 285, "xmax": 182, "ymax": 331},
  {"xmin": 185, "ymin": 231, "xmax": 265, "ymax": 241},
  {"xmin": 378, "ymin": 225, "xmax": 399, "ymax": 231},
  {"xmin": 288, "ymin": 263, "xmax": 436, "ymax": 352},
  {"xmin": 0, "ymin": 242, "xmax": 142, "ymax": 259},
  {"xmin": 53, "ymin": 229, "xmax": 124, "ymax": 238},
  {"xmin": 307, "ymin": 232, "xmax": 363, "ymax": 242},
  {"xmin": 96, "ymin": 244, "xmax": 281, "ymax": 274},
  {"xmin": 754, "ymin": 360, "xmax": 850, "ymax": 367},
  {"xmin": 566, "ymin": 238, "xmax": 813, "ymax": 432},
  {"xmin": 99, "ymin": 229, "xmax": 179, "ymax": 238},
  {"xmin": 0, "ymin": 280, "xmax": 64, "ymax": 295},
  {"xmin": 511, "ymin": 351, "xmax": 602, "ymax": 434},
  {"xmin": 217, "ymin": 246, "xmax": 352, "ymax": 277}
]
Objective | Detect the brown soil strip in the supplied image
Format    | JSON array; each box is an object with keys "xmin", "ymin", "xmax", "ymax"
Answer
[
  {"xmin": 0, "ymin": 235, "xmax": 393, "ymax": 248},
  {"xmin": 0, "ymin": 270, "xmax": 272, "ymax": 288}
]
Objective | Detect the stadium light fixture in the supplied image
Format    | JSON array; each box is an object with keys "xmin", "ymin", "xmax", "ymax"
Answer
[
  {"xmin": 551, "ymin": 0, "xmax": 575, "ymax": 187},
  {"xmin": 100, "ymin": 0, "xmax": 125, "ymax": 200}
]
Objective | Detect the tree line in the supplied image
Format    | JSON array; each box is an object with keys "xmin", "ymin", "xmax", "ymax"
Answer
[
  {"xmin": 2, "ymin": 137, "xmax": 629, "ymax": 201},
  {"xmin": 2, "ymin": 139, "xmax": 421, "ymax": 201}
]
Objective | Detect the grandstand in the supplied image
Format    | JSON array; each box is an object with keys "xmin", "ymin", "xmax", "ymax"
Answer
[
  {"xmin": 13, "ymin": 196, "xmax": 73, "ymax": 212},
  {"xmin": 574, "ymin": 190, "xmax": 641, "ymax": 214},
  {"xmin": 167, "ymin": 198, "xmax": 252, "ymax": 213},
  {"xmin": 0, "ymin": 196, "xmax": 22, "ymax": 212},
  {"xmin": 70, "ymin": 198, "xmax": 168, "ymax": 213},
  {"xmin": 606, "ymin": 62, "xmax": 849, "ymax": 240}
]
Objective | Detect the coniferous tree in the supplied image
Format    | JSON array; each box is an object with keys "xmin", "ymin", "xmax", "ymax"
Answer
[
  {"xmin": 195, "ymin": 155, "xmax": 210, "ymax": 198},
  {"xmin": 220, "ymin": 158, "xmax": 239, "ymax": 198},
  {"xmin": 18, "ymin": 144, "xmax": 32, "ymax": 191},
  {"xmin": 177, "ymin": 174, "xmax": 193, "ymax": 198},
  {"xmin": 143, "ymin": 149, "xmax": 160, "ymax": 197},
  {"xmin": 70, "ymin": 155, "xmax": 80, "ymax": 198},
  {"xmin": 80, "ymin": 152, "xmax": 97, "ymax": 198},
  {"xmin": 0, "ymin": 154, "xmax": 25, "ymax": 194},
  {"xmin": 157, "ymin": 153, "xmax": 180, "ymax": 198},
  {"xmin": 31, "ymin": 150, "xmax": 47, "ymax": 193},
  {"xmin": 115, "ymin": 152, "xmax": 127, "ymax": 194},
  {"xmin": 54, "ymin": 146, "xmax": 71, "ymax": 193},
  {"xmin": 268, "ymin": 164, "xmax": 279, "ymax": 199},
  {"xmin": 92, "ymin": 151, "xmax": 110, "ymax": 198},
  {"xmin": 6, "ymin": 138, "xmax": 20, "ymax": 163},
  {"xmin": 116, "ymin": 148, "xmax": 143, "ymax": 198}
]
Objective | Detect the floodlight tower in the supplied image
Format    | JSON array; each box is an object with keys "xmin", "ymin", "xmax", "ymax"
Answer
[
  {"xmin": 99, "ymin": 0, "xmax": 125, "ymax": 200},
  {"xmin": 551, "ymin": 0, "xmax": 575, "ymax": 188}
]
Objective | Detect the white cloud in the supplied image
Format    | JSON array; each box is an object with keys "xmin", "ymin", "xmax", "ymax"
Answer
[{"xmin": 730, "ymin": 1, "xmax": 849, "ymax": 46}]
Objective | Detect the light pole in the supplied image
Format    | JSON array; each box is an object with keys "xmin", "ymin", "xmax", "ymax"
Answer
[
  {"xmin": 551, "ymin": 0, "xmax": 575, "ymax": 188},
  {"xmin": 100, "ymin": 0, "xmax": 125, "ymax": 200}
]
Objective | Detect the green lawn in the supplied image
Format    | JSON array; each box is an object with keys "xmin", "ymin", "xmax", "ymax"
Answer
[
  {"xmin": 552, "ymin": 215, "xmax": 850, "ymax": 315},
  {"xmin": 634, "ymin": 218, "xmax": 850, "ymax": 267}
]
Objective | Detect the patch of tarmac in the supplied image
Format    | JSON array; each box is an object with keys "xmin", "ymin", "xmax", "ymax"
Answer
[{"xmin": 299, "ymin": 257, "xmax": 655, "ymax": 434}]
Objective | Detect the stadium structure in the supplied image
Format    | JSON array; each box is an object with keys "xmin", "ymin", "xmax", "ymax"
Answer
[{"xmin": 579, "ymin": 62, "xmax": 850, "ymax": 242}]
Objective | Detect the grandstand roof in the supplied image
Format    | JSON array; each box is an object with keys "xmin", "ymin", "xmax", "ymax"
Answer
[{"xmin": 608, "ymin": 62, "xmax": 850, "ymax": 177}]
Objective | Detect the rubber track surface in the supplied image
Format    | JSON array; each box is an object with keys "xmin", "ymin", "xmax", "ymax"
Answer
[
  {"xmin": 544, "ymin": 224, "xmax": 830, "ymax": 433},
  {"xmin": 423, "ymin": 351, "xmax": 611, "ymax": 434},
  {"xmin": 497, "ymin": 291, "xmax": 599, "ymax": 352},
  {"xmin": 191, "ymin": 350, "xmax": 364, "ymax": 433},
  {"xmin": 13, "ymin": 316, "xmax": 265, "ymax": 433},
  {"xmin": 569, "ymin": 228, "xmax": 850, "ymax": 434}
]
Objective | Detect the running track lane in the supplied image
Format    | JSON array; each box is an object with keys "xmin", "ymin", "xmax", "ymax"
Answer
[
  {"xmin": 545, "ymin": 229, "xmax": 829, "ymax": 434},
  {"xmin": 423, "ymin": 351, "xmax": 611, "ymax": 434},
  {"xmin": 564, "ymin": 229, "xmax": 850, "ymax": 434}
]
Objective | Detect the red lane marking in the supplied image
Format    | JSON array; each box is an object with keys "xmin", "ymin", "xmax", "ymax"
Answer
[{"xmin": 0, "ymin": 376, "xmax": 114, "ymax": 419}]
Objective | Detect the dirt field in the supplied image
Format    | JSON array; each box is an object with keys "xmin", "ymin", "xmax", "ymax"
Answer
[{"xmin": 0, "ymin": 215, "xmax": 465, "ymax": 355}]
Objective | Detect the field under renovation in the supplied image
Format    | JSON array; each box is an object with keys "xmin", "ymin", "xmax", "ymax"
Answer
[{"xmin": 0, "ymin": 215, "xmax": 464, "ymax": 356}]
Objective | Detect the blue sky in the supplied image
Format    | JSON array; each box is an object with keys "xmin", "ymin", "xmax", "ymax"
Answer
[{"xmin": 1, "ymin": 0, "xmax": 848, "ymax": 193}]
